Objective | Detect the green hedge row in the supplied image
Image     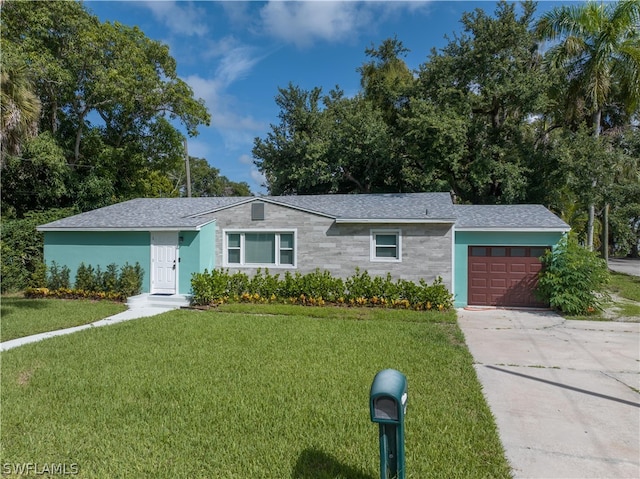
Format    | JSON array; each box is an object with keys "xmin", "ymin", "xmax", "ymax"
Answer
[
  {"xmin": 27, "ymin": 261, "xmax": 144, "ymax": 300},
  {"xmin": 191, "ymin": 268, "xmax": 454, "ymax": 311}
]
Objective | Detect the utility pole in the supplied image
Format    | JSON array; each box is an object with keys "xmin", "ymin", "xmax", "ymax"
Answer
[{"xmin": 183, "ymin": 137, "xmax": 191, "ymax": 197}]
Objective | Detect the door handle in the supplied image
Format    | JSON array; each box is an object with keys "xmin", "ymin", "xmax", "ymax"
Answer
[{"xmin": 172, "ymin": 260, "xmax": 176, "ymax": 270}]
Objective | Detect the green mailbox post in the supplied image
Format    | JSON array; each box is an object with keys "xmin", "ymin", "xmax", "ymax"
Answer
[{"xmin": 370, "ymin": 369, "xmax": 408, "ymax": 479}]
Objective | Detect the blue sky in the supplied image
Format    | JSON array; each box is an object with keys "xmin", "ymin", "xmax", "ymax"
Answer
[{"xmin": 85, "ymin": 1, "xmax": 571, "ymax": 195}]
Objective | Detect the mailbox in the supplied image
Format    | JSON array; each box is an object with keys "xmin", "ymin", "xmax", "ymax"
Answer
[
  {"xmin": 370, "ymin": 369, "xmax": 407, "ymax": 479},
  {"xmin": 370, "ymin": 369, "xmax": 408, "ymax": 423}
]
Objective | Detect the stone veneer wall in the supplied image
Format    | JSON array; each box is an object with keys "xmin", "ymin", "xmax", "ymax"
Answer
[{"xmin": 199, "ymin": 201, "xmax": 453, "ymax": 289}]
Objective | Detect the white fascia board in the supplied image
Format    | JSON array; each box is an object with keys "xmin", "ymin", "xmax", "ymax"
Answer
[
  {"xmin": 454, "ymin": 227, "xmax": 571, "ymax": 233},
  {"xmin": 450, "ymin": 223, "xmax": 455, "ymax": 298},
  {"xmin": 37, "ymin": 219, "xmax": 217, "ymax": 233},
  {"xmin": 37, "ymin": 225, "xmax": 207, "ymax": 232},
  {"xmin": 335, "ymin": 218, "xmax": 456, "ymax": 224},
  {"xmin": 37, "ymin": 227, "xmax": 194, "ymax": 232}
]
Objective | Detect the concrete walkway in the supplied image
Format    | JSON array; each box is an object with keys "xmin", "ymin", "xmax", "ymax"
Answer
[
  {"xmin": 458, "ymin": 309, "xmax": 640, "ymax": 479},
  {"xmin": 0, "ymin": 306, "xmax": 174, "ymax": 352}
]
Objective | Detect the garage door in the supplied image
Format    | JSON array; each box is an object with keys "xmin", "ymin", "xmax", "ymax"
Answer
[{"xmin": 468, "ymin": 246, "xmax": 549, "ymax": 307}]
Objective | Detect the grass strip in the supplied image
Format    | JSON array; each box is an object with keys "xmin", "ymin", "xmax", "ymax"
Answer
[
  {"xmin": 1, "ymin": 306, "xmax": 510, "ymax": 478},
  {"xmin": 609, "ymin": 272, "xmax": 640, "ymax": 302}
]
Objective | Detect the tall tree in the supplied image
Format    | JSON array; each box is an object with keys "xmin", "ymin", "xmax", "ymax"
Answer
[
  {"xmin": 413, "ymin": 0, "xmax": 546, "ymax": 203},
  {"xmin": 253, "ymin": 84, "xmax": 330, "ymax": 195},
  {"xmin": 357, "ymin": 36, "xmax": 414, "ymax": 126},
  {"xmin": 0, "ymin": 60, "xmax": 41, "ymax": 163},
  {"xmin": 187, "ymin": 157, "xmax": 251, "ymax": 197},
  {"xmin": 1, "ymin": 0, "xmax": 211, "ymax": 212},
  {"xmin": 536, "ymin": 0, "xmax": 640, "ymax": 249},
  {"xmin": 253, "ymin": 83, "xmax": 397, "ymax": 195},
  {"xmin": 1, "ymin": 133, "xmax": 68, "ymax": 216}
]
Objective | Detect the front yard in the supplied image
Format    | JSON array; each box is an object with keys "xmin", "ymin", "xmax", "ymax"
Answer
[
  {"xmin": 605, "ymin": 271, "xmax": 640, "ymax": 320},
  {"xmin": 0, "ymin": 296, "xmax": 127, "ymax": 342},
  {"xmin": 1, "ymin": 305, "xmax": 511, "ymax": 478}
]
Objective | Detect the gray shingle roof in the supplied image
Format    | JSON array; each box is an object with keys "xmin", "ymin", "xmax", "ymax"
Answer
[
  {"xmin": 37, "ymin": 198, "xmax": 248, "ymax": 230},
  {"xmin": 454, "ymin": 205, "xmax": 570, "ymax": 230},
  {"xmin": 37, "ymin": 194, "xmax": 568, "ymax": 231},
  {"xmin": 266, "ymin": 192, "xmax": 455, "ymax": 221},
  {"xmin": 38, "ymin": 193, "xmax": 456, "ymax": 230}
]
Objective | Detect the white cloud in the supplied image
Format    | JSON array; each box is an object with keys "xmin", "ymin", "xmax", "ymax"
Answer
[
  {"xmin": 238, "ymin": 154, "xmax": 253, "ymax": 165},
  {"xmin": 198, "ymin": 36, "xmax": 266, "ymax": 88},
  {"xmin": 258, "ymin": 1, "xmax": 433, "ymax": 48},
  {"xmin": 219, "ymin": 1, "xmax": 254, "ymax": 29},
  {"xmin": 216, "ymin": 45, "xmax": 261, "ymax": 87},
  {"xmin": 260, "ymin": 1, "xmax": 369, "ymax": 48},
  {"xmin": 184, "ymin": 138, "xmax": 212, "ymax": 160},
  {"xmin": 250, "ymin": 168, "xmax": 267, "ymax": 188},
  {"xmin": 142, "ymin": 1, "xmax": 208, "ymax": 37},
  {"xmin": 184, "ymin": 74, "xmax": 265, "ymax": 147},
  {"xmin": 235, "ymin": 154, "xmax": 265, "ymax": 191}
]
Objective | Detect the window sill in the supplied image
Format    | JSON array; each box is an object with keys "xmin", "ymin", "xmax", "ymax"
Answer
[{"xmin": 223, "ymin": 264, "xmax": 297, "ymax": 269}]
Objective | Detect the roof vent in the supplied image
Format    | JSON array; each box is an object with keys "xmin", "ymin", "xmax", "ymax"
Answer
[
  {"xmin": 252, "ymin": 202, "xmax": 265, "ymax": 221},
  {"xmin": 425, "ymin": 208, "xmax": 429, "ymax": 216}
]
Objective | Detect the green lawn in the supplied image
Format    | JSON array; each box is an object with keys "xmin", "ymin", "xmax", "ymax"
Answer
[
  {"xmin": 604, "ymin": 272, "xmax": 640, "ymax": 320},
  {"xmin": 609, "ymin": 271, "xmax": 640, "ymax": 302},
  {"xmin": 1, "ymin": 305, "xmax": 511, "ymax": 478},
  {"xmin": 0, "ymin": 296, "xmax": 127, "ymax": 342}
]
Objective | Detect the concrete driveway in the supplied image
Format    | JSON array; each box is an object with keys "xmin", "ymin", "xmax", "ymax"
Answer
[{"xmin": 458, "ymin": 309, "xmax": 639, "ymax": 479}]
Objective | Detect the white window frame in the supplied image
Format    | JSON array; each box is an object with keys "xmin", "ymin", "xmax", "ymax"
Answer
[
  {"xmin": 370, "ymin": 229, "xmax": 402, "ymax": 262},
  {"xmin": 223, "ymin": 229, "xmax": 297, "ymax": 268}
]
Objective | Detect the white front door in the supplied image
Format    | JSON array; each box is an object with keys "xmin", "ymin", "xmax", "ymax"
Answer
[{"xmin": 151, "ymin": 232, "xmax": 178, "ymax": 294}]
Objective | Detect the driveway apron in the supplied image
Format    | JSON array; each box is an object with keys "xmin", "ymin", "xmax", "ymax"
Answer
[{"xmin": 458, "ymin": 309, "xmax": 639, "ymax": 479}]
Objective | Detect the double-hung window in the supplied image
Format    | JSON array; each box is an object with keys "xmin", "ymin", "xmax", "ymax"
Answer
[
  {"xmin": 370, "ymin": 229, "xmax": 401, "ymax": 262},
  {"xmin": 225, "ymin": 231, "xmax": 295, "ymax": 267}
]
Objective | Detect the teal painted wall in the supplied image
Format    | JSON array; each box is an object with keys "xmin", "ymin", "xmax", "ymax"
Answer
[
  {"xmin": 454, "ymin": 231, "xmax": 565, "ymax": 307},
  {"xmin": 178, "ymin": 231, "xmax": 198, "ymax": 295},
  {"xmin": 199, "ymin": 222, "xmax": 216, "ymax": 272},
  {"xmin": 43, "ymin": 231, "xmax": 151, "ymax": 292},
  {"xmin": 177, "ymin": 222, "xmax": 215, "ymax": 295},
  {"xmin": 44, "ymin": 224, "xmax": 216, "ymax": 296}
]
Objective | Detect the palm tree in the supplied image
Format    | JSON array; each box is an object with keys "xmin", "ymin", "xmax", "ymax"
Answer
[
  {"xmin": 0, "ymin": 63, "xmax": 41, "ymax": 163},
  {"xmin": 536, "ymin": 0, "xmax": 640, "ymax": 250}
]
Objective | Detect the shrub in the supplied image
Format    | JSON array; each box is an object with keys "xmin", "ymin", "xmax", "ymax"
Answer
[
  {"xmin": 29, "ymin": 261, "xmax": 48, "ymax": 289},
  {"xmin": 190, "ymin": 267, "xmax": 454, "ymax": 311},
  {"xmin": 118, "ymin": 263, "xmax": 144, "ymax": 297},
  {"xmin": 344, "ymin": 268, "xmax": 374, "ymax": 300},
  {"xmin": 23, "ymin": 261, "xmax": 144, "ymax": 301},
  {"xmin": 75, "ymin": 263, "xmax": 97, "ymax": 291},
  {"xmin": 191, "ymin": 269, "xmax": 230, "ymax": 305},
  {"xmin": 279, "ymin": 271, "xmax": 303, "ymax": 298},
  {"xmin": 249, "ymin": 268, "xmax": 281, "ymax": 298},
  {"xmin": 228, "ymin": 271, "xmax": 250, "ymax": 297},
  {"xmin": 0, "ymin": 208, "xmax": 78, "ymax": 292},
  {"xmin": 47, "ymin": 261, "xmax": 70, "ymax": 290},
  {"xmin": 299, "ymin": 268, "xmax": 344, "ymax": 302},
  {"xmin": 537, "ymin": 233, "xmax": 611, "ymax": 315},
  {"xmin": 102, "ymin": 263, "xmax": 119, "ymax": 292}
]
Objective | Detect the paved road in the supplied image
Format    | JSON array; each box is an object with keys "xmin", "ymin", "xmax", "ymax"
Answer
[
  {"xmin": 458, "ymin": 309, "xmax": 640, "ymax": 479},
  {"xmin": 608, "ymin": 258, "xmax": 640, "ymax": 277}
]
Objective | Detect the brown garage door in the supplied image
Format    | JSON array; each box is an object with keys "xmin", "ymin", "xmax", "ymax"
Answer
[{"xmin": 468, "ymin": 246, "xmax": 549, "ymax": 307}]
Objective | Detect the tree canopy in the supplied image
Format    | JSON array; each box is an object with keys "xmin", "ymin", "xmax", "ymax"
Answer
[
  {"xmin": 253, "ymin": 0, "xmax": 640, "ymax": 256},
  {"xmin": 0, "ymin": 0, "xmax": 250, "ymax": 218}
]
